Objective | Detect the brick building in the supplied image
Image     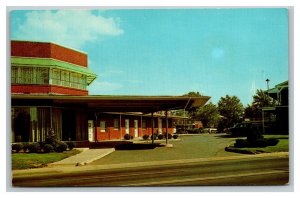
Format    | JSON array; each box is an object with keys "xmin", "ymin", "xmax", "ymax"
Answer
[{"xmin": 11, "ymin": 40, "xmax": 210, "ymax": 143}]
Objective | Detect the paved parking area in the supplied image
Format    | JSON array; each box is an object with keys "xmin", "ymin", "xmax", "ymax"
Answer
[{"xmin": 90, "ymin": 133, "xmax": 243, "ymax": 165}]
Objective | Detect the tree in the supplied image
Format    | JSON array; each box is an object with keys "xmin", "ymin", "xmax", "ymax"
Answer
[
  {"xmin": 193, "ymin": 102, "xmax": 220, "ymax": 128},
  {"xmin": 182, "ymin": 91, "xmax": 202, "ymax": 97},
  {"xmin": 245, "ymin": 89, "xmax": 277, "ymax": 120},
  {"xmin": 217, "ymin": 95, "xmax": 244, "ymax": 131}
]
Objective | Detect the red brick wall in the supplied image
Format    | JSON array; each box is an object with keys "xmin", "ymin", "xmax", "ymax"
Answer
[
  {"xmin": 11, "ymin": 41, "xmax": 87, "ymax": 67},
  {"xmin": 12, "ymin": 84, "xmax": 88, "ymax": 95}
]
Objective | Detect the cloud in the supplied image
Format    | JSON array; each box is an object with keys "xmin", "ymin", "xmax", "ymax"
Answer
[
  {"xmin": 89, "ymin": 80, "xmax": 123, "ymax": 94},
  {"xmin": 12, "ymin": 10, "xmax": 124, "ymax": 48}
]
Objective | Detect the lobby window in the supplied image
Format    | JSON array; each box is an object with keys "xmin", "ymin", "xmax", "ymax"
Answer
[
  {"xmin": 11, "ymin": 67, "xmax": 18, "ymax": 83},
  {"xmin": 100, "ymin": 121, "xmax": 106, "ymax": 132},
  {"xmin": 51, "ymin": 69, "xmax": 61, "ymax": 86},
  {"xmin": 61, "ymin": 71, "xmax": 70, "ymax": 87},
  {"xmin": 36, "ymin": 68, "xmax": 49, "ymax": 84},
  {"xmin": 114, "ymin": 119, "xmax": 119, "ymax": 130}
]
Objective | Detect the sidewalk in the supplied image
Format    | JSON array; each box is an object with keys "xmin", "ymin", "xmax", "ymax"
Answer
[{"xmin": 50, "ymin": 148, "xmax": 115, "ymax": 166}]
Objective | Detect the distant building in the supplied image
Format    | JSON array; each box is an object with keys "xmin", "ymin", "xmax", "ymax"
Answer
[
  {"xmin": 11, "ymin": 40, "xmax": 210, "ymax": 144},
  {"xmin": 263, "ymin": 80, "xmax": 289, "ymax": 134}
]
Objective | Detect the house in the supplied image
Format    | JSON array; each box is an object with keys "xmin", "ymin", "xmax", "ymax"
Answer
[
  {"xmin": 263, "ymin": 80, "xmax": 289, "ymax": 134},
  {"xmin": 11, "ymin": 40, "xmax": 210, "ymax": 144}
]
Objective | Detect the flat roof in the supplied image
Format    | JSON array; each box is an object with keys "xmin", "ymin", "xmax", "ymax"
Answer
[{"xmin": 11, "ymin": 95, "xmax": 210, "ymax": 113}]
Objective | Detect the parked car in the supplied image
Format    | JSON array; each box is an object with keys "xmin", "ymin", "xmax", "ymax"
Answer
[
  {"xmin": 229, "ymin": 122, "xmax": 262, "ymax": 137},
  {"xmin": 203, "ymin": 128, "xmax": 218, "ymax": 133}
]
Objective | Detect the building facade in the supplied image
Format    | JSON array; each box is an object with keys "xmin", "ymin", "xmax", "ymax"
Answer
[{"xmin": 11, "ymin": 40, "xmax": 210, "ymax": 144}]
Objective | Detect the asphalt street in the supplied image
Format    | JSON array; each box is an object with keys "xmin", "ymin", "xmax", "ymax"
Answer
[{"xmin": 12, "ymin": 154, "xmax": 289, "ymax": 187}]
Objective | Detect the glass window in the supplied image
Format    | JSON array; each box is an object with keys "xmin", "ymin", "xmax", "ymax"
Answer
[
  {"xmin": 100, "ymin": 121, "xmax": 106, "ymax": 132},
  {"xmin": 36, "ymin": 68, "xmax": 49, "ymax": 84},
  {"xmin": 114, "ymin": 119, "xmax": 119, "ymax": 130},
  {"xmin": 11, "ymin": 67, "xmax": 18, "ymax": 83},
  {"xmin": 61, "ymin": 71, "xmax": 70, "ymax": 87}
]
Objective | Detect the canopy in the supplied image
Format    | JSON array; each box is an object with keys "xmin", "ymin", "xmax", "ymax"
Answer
[{"xmin": 11, "ymin": 95, "xmax": 210, "ymax": 113}]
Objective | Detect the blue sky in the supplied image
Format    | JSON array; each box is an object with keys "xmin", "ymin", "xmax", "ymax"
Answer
[{"xmin": 10, "ymin": 9, "xmax": 288, "ymax": 106}]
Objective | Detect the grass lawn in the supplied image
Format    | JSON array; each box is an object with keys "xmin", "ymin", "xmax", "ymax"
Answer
[
  {"xmin": 227, "ymin": 135, "xmax": 289, "ymax": 154},
  {"xmin": 12, "ymin": 149, "xmax": 81, "ymax": 170},
  {"xmin": 90, "ymin": 134, "xmax": 243, "ymax": 165}
]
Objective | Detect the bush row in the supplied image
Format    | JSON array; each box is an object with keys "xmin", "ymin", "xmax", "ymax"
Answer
[
  {"xmin": 11, "ymin": 141, "xmax": 75, "ymax": 153},
  {"xmin": 234, "ymin": 138, "xmax": 279, "ymax": 148},
  {"xmin": 142, "ymin": 133, "xmax": 178, "ymax": 140}
]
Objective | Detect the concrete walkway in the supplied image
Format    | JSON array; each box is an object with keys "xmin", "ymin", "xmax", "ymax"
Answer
[{"xmin": 49, "ymin": 148, "xmax": 115, "ymax": 166}]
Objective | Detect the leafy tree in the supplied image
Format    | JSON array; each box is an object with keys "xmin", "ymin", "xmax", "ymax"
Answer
[
  {"xmin": 217, "ymin": 95, "xmax": 244, "ymax": 131},
  {"xmin": 245, "ymin": 89, "xmax": 277, "ymax": 120},
  {"xmin": 193, "ymin": 102, "xmax": 220, "ymax": 128},
  {"xmin": 182, "ymin": 91, "xmax": 202, "ymax": 97}
]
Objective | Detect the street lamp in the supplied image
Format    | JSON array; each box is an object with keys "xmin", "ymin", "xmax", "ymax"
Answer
[{"xmin": 266, "ymin": 79, "xmax": 270, "ymax": 90}]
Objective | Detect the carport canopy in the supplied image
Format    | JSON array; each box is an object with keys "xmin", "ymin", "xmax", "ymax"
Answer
[{"xmin": 11, "ymin": 95, "xmax": 210, "ymax": 113}]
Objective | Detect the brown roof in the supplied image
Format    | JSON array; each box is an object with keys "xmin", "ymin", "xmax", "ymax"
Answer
[{"xmin": 11, "ymin": 95, "xmax": 210, "ymax": 113}]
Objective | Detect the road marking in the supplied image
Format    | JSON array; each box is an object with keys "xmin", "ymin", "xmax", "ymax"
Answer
[{"xmin": 124, "ymin": 170, "xmax": 289, "ymax": 186}]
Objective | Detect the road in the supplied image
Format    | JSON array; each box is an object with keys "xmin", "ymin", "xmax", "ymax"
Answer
[{"xmin": 12, "ymin": 154, "xmax": 289, "ymax": 187}]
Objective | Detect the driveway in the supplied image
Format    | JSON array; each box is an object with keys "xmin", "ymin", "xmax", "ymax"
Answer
[{"xmin": 90, "ymin": 133, "xmax": 243, "ymax": 165}]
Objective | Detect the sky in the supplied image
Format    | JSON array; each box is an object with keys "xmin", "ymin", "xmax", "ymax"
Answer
[{"xmin": 10, "ymin": 8, "xmax": 289, "ymax": 106}]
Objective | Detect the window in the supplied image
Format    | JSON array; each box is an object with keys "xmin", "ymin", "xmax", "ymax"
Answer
[
  {"xmin": 114, "ymin": 119, "xmax": 119, "ymax": 130},
  {"xmin": 36, "ymin": 68, "xmax": 49, "ymax": 84},
  {"xmin": 11, "ymin": 67, "xmax": 18, "ymax": 83},
  {"xmin": 20, "ymin": 67, "xmax": 33, "ymax": 84},
  {"xmin": 100, "ymin": 121, "xmax": 106, "ymax": 132},
  {"xmin": 61, "ymin": 71, "xmax": 70, "ymax": 87},
  {"xmin": 142, "ymin": 120, "xmax": 146, "ymax": 130},
  {"xmin": 51, "ymin": 69, "xmax": 61, "ymax": 85}
]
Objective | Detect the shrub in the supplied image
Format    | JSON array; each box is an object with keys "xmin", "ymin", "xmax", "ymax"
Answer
[
  {"xmin": 45, "ymin": 136, "xmax": 59, "ymax": 148},
  {"xmin": 266, "ymin": 138, "xmax": 279, "ymax": 146},
  {"xmin": 142, "ymin": 134, "xmax": 149, "ymax": 140},
  {"xmin": 28, "ymin": 142, "xmax": 41, "ymax": 153},
  {"xmin": 173, "ymin": 134, "xmax": 178, "ymax": 139},
  {"xmin": 247, "ymin": 126, "xmax": 263, "ymax": 143},
  {"xmin": 55, "ymin": 142, "xmax": 68, "ymax": 153},
  {"xmin": 124, "ymin": 134, "xmax": 132, "ymax": 140},
  {"xmin": 43, "ymin": 144, "xmax": 54, "ymax": 153},
  {"xmin": 12, "ymin": 143, "xmax": 23, "ymax": 153},
  {"xmin": 164, "ymin": 133, "xmax": 173, "ymax": 139},
  {"xmin": 66, "ymin": 141, "xmax": 75, "ymax": 150},
  {"xmin": 151, "ymin": 134, "xmax": 157, "ymax": 140},
  {"xmin": 234, "ymin": 139, "xmax": 249, "ymax": 148},
  {"xmin": 22, "ymin": 142, "xmax": 29, "ymax": 152},
  {"xmin": 253, "ymin": 139, "xmax": 268, "ymax": 148},
  {"xmin": 157, "ymin": 134, "xmax": 164, "ymax": 140}
]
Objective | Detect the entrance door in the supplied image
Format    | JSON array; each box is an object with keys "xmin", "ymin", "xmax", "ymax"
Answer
[
  {"xmin": 134, "ymin": 120, "xmax": 138, "ymax": 137},
  {"xmin": 125, "ymin": 119, "xmax": 130, "ymax": 134},
  {"xmin": 88, "ymin": 120, "xmax": 94, "ymax": 142}
]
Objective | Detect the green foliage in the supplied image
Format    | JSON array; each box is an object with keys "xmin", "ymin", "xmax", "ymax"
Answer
[
  {"xmin": 234, "ymin": 139, "xmax": 249, "ymax": 148},
  {"xmin": 182, "ymin": 91, "xmax": 202, "ymax": 97},
  {"xmin": 28, "ymin": 142, "xmax": 40, "ymax": 153},
  {"xmin": 158, "ymin": 134, "xmax": 164, "ymax": 140},
  {"xmin": 217, "ymin": 95, "xmax": 244, "ymax": 131},
  {"xmin": 124, "ymin": 134, "xmax": 132, "ymax": 140},
  {"xmin": 193, "ymin": 102, "xmax": 220, "ymax": 128},
  {"xmin": 43, "ymin": 144, "xmax": 54, "ymax": 153},
  {"xmin": 22, "ymin": 142, "xmax": 29, "ymax": 152},
  {"xmin": 266, "ymin": 138, "xmax": 279, "ymax": 146},
  {"xmin": 55, "ymin": 142, "xmax": 68, "ymax": 153},
  {"xmin": 12, "ymin": 143, "xmax": 23, "ymax": 153},
  {"xmin": 66, "ymin": 142, "xmax": 75, "ymax": 150},
  {"xmin": 151, "ymin": 134, "xmax": 157, "ymax": 140},
  {"xmin": 245, "ymin": 89, "xmax": 277, "ymax": 120},
  {"xmin": 164, "ymin": 133, "xmax": 173, "ymax": 139},
  {"xmin": 142, "ymin": 134, "xmax": 149, "ymax": 140},
  {"xmin": 246, "ymin": 126, "xmax": 263, "ymax": 143}
]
